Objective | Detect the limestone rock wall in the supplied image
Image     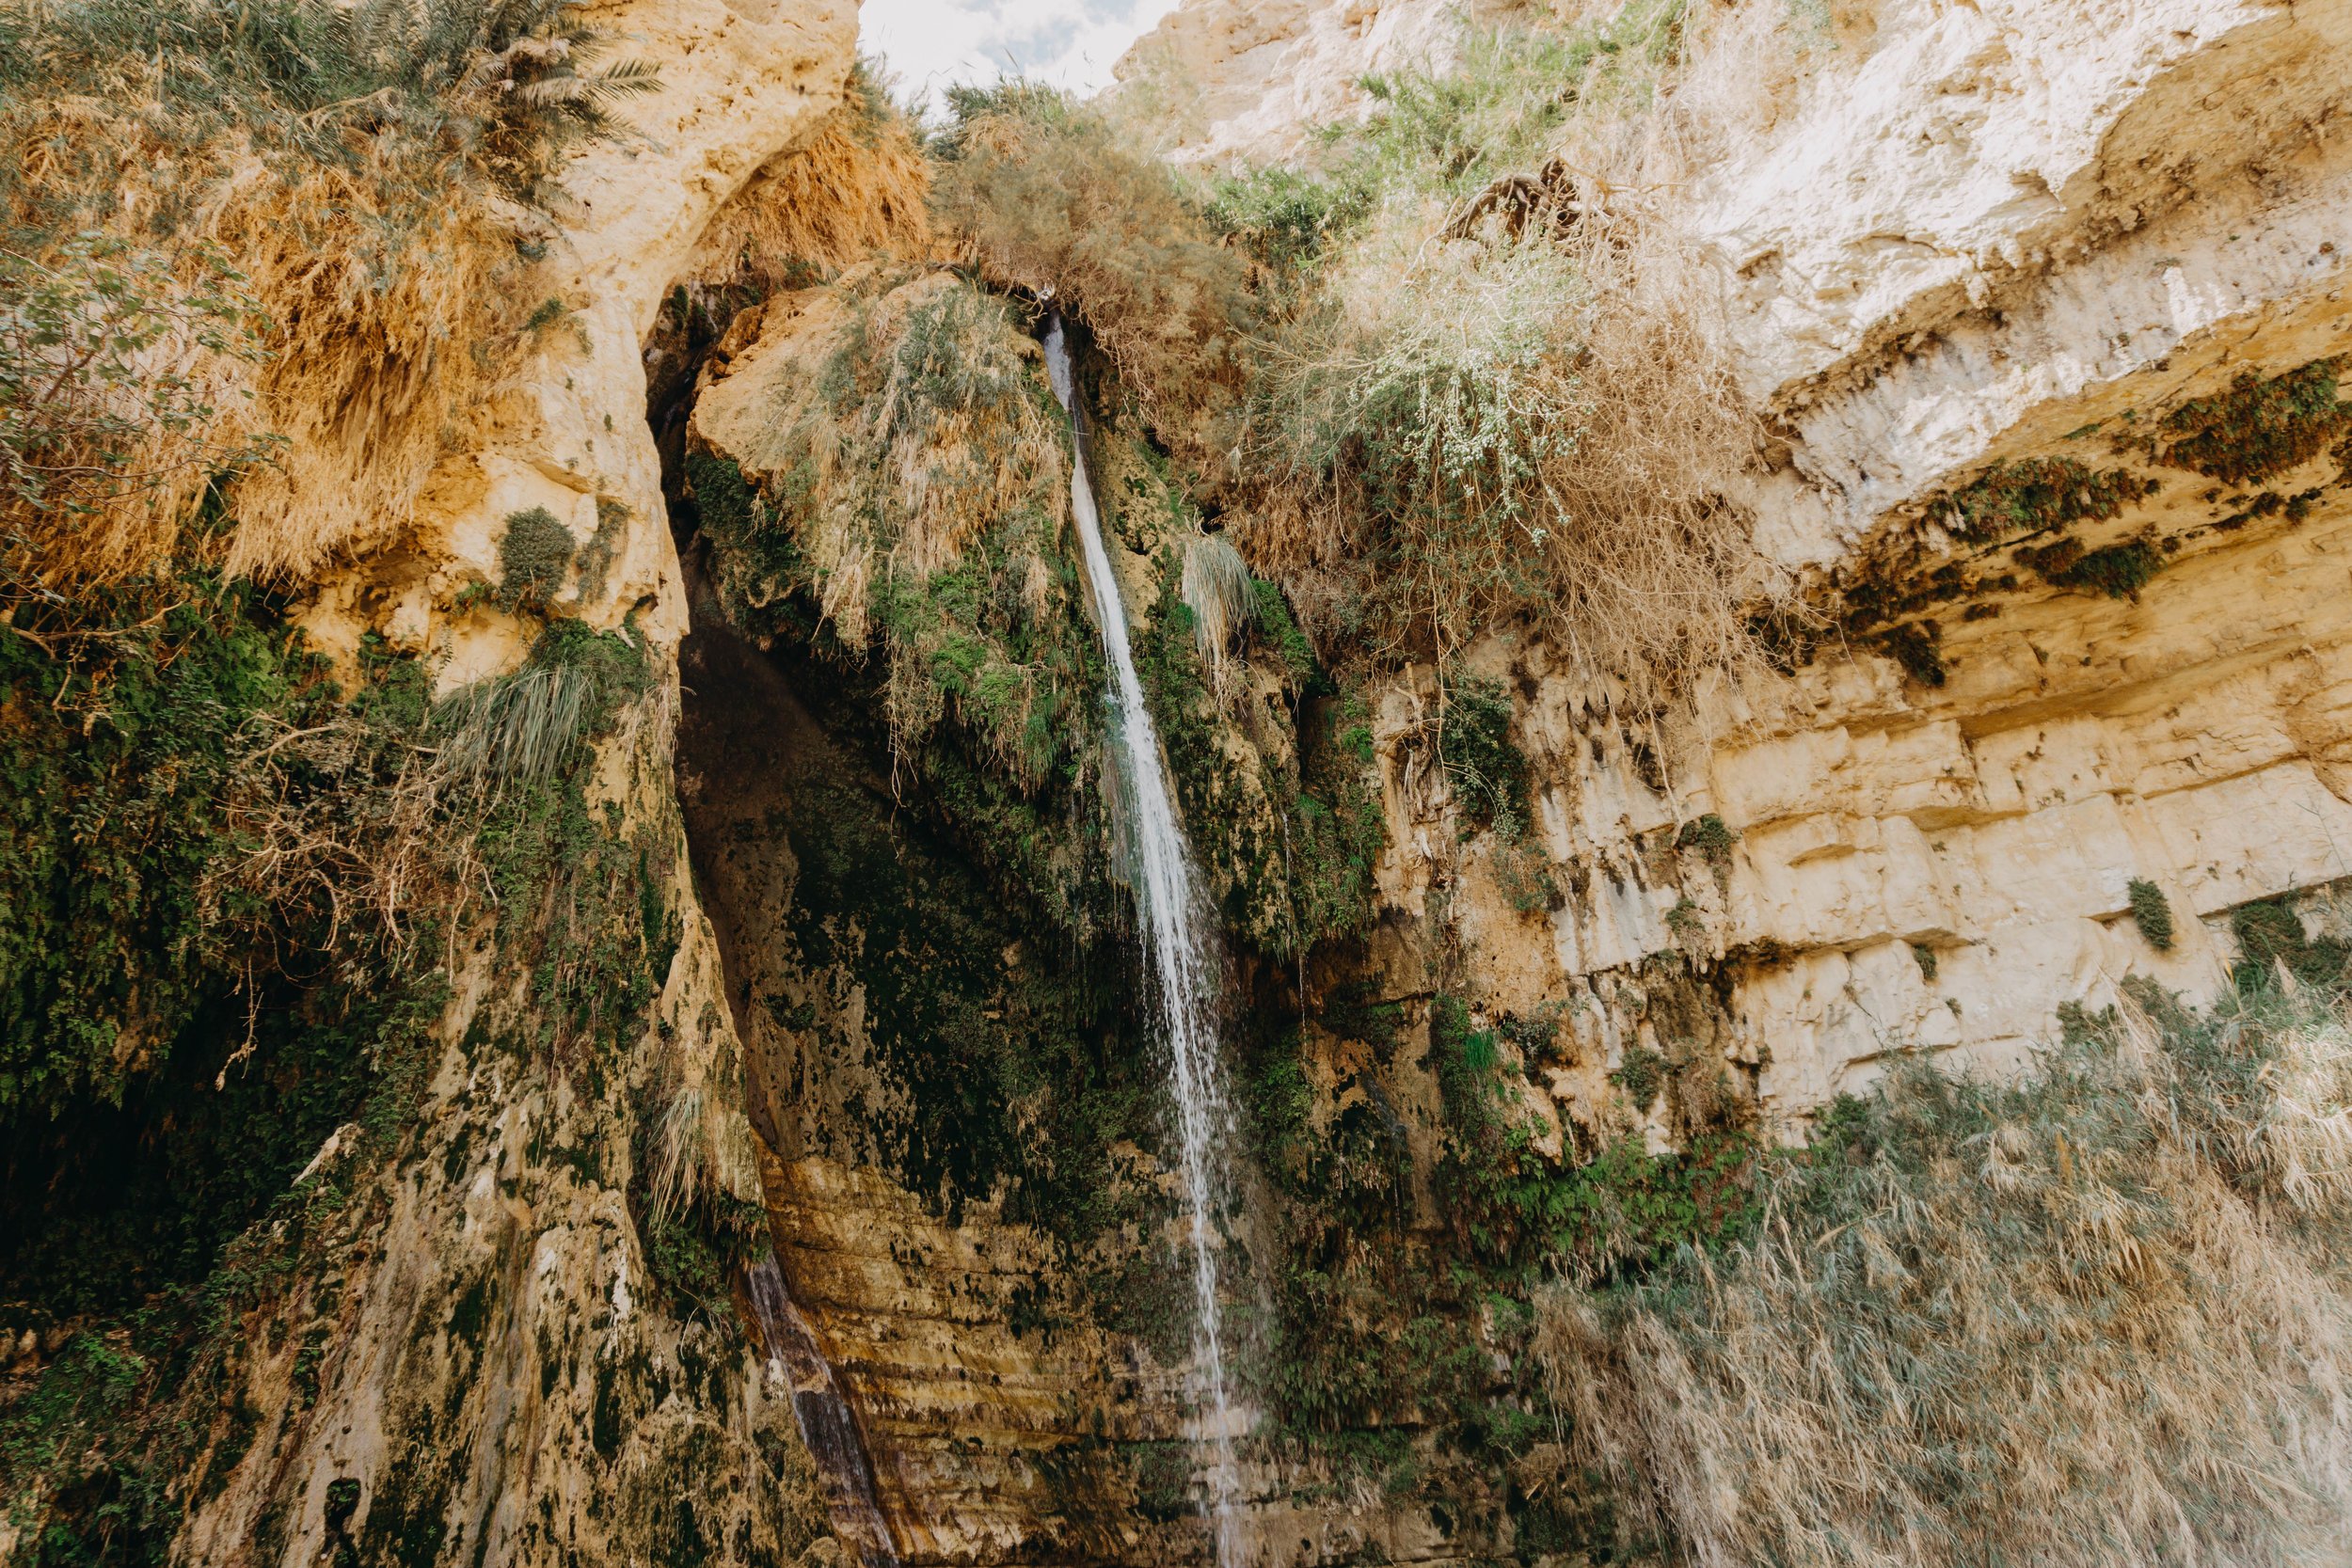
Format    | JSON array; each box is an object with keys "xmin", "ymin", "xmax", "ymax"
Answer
[
  {"xmin": 171, "ymin": 3, "xmax": 870, "ymax": 1563},
  {"xmin": 1126, "ymin": 0, "xmax": 2352, "ymax": 1135},
  {"xmin": 299, "ymin": 0, "xmax": 861, "ymax": 688},
  {"xmin": 1113, "ymin": 0, "xmax": 1519, "ymax": 166}
]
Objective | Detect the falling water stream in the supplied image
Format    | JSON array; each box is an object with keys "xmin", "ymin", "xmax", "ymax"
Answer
[
  {"xmin": 1044, "ymin": 314, "xmax": 1245, "ymax": 1564},
  {"xmin": 746, "ymin": 1253, "xmax": 900, "ymax": 1568}
]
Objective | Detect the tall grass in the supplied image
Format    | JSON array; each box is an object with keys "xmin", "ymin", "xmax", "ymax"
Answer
[{"xmin": 1537, "ymin": 982, "xmax": 2352, "ymax": 1568}]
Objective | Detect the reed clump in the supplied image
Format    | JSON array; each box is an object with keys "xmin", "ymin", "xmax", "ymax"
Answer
[
  {"xmin": 1536, "ymin": 982, "xmax": 2352, "ymax": 1568},
  {"xmin": 1217, "ymin": 0, "xmax": 1791, "ymax": 689}
]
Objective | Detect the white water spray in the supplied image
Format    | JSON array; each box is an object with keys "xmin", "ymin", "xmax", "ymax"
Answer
[{"xmin": 1044, "ymin": 316, "xmax": 1244, "ymax": 1562}]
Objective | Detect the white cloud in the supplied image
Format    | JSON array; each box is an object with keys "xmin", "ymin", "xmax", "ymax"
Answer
[{"xmin": 861, "ymin": 0, "xmax": 1177, "ymax": 110}]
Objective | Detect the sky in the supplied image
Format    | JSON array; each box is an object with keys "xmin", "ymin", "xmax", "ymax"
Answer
[{"xmin": 859, "ymin": 0, "xmax": 1179, "ymax": 109}]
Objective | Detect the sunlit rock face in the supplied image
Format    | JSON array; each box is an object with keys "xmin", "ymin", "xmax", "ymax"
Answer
[
  {"xmin": 1125, "ymin": 0, "xmax": 2352, "ymax": 1135},
  {"xmin": 169, "ymin": 6, "xmax": 865, "ymax": 1565},
  {"xmin": 203, "ymin": 2, "xmax": 2347, "ymax": 1563},
  {"xmin": 1113, "ymin": 0, "xmax": 1523, "ymax": 166}
]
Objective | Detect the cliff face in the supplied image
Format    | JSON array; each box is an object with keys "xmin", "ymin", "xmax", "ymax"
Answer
[
  {"xmin": 12, "ymin": 3, "xmax": 2349, "ymax": 1566},
  {"xmin": 151, "ymin": 4, "xmax": 867, "ymax": 1563},
  {"xmin": 1122, "ymin": 0, "xmax": 2352, "ymax": 1124},
  {"xmin": 666, "ymin": 4, "xmax": 2352, "ymax": 1562}
]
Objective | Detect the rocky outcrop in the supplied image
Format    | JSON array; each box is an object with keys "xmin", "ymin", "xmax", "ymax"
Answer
[{"xmin": 299, "ymin": 0, "xmax": 861, "ymax": 687}]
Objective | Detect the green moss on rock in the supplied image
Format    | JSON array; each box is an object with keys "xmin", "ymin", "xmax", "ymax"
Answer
[{"xmin": 2159, "ymin": 357, "xmax": 2352, "ymax": 486}]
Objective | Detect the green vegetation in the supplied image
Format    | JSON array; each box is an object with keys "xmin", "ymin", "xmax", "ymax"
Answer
[
  {"xmin": 2158, "ymin": 356, "xmax": 2352, "ymax": 486},
  {"xmin": 2231, "ymin": 896, "xmax": 2348, "ymax": 994},
  {"xmin": 0, "ymin": 562, "xmax": 671, "ymax": 1557},
  {"xmin": 0, "ymin": 578, "xmax": 421, "ymax": 1117},
  {"xmin": 697, "ymin": 273, "xmax": 1104, "ymax": 795},
  {"xmin": 2021, "ymin": 534, "xmax": 2165, "ymax": 599},
  {"xmin": 1424, "ymin": 996, "xmax": 1756, "ymax": 1281},
  {"xmin": 1438, "ymin": 673, "xmax": 1529, "ymax": 831},
  {"xmin": 1136, "ymin": 550, "xmax": 1384, "ymax": 958},
  {"xmin": 497, "ymin": 505, "xmax": 576, "ymax": 610},
  {"xmin": 1936, "ymin": 456, "xmax": 2158, "ymax": 539},
  {"xmin": 1674, "ymin": 813, "xmax": 1736, "ymax": 866},
  {"xmin": 2129, "ymin": 877, "xmax": 2175, "ymax": 950},
  {"xmin": 1545, "ymin": 980, "xmax": 2352, "ymax": 1568}
]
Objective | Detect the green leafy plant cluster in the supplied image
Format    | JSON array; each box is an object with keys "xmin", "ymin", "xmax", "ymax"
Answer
[
  {"xmin": 2019, "ymin": 535, "xmax": 2165, "ymax": 599},
  {"xmin": 2129, "ymin": 877, "xmax": 2175, "ymax": 950},
  {"xmin": 1936, "ymin": 457, "xmax": 2158, "ymax": 539},
  {"xmin": 466, "ymin": 617, "xmax": 675, "ymax": 1060},
  {"xmin": 1424, "ymin": 996, "xmax": 1757, "ymax": 1281},
  {"xmin": 1438, "ymin": 673, "xmax": 1530, "ymax": 831},
  {"xmin": 496, "ymin": 504, "xmax": 576, "ymax": 610},
  {"xmin": 2230, "ymin": 896, "xmax": 2348, "ymax": 994},
  {"xmin": 0, "ymin": 577, "xmax": 408, "ymax": 1117},
  {"xmin": 0, "ymin": 571, "xmax": 480, "ymax": 1564},
  {"xmin": 1136, "ymin": 556, "xmax": 1384, "ymax": 959},
  {"xmin": 2158, "ymin": 356, "xmax": 2351, "ymax": 486}
]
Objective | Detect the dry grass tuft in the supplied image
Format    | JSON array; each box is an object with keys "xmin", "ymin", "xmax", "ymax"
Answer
[
  {"xmin": 1240, "ymin": 214, "xmax": 1770, "ymax": 689},
  {"xmin": 0, "ymin": 0, "xmax": 651, "ymax": 590},
  {"xmin": 930, "ymin": 89, "xmax": 1252, "ymax": 460},
  {"xmin": 1187, "ymin": 0, "xmax": 1824, "ymax": 692},
  {"xmin": 204, "ymin": 163, "xmax": 533, "ymax": 583},
  {"xmin": 1537, "ymin": 984, "xmax": 2352, "ymax": 1568},
  {"xmin": 692, "ymin": 103, "xmax": 932, "ymax": 285}
]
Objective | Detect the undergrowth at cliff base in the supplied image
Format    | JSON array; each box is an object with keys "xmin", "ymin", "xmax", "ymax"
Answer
[{"xmin": 1538, "ymin": 979, "xmax": 2352, "ymax": 1568}]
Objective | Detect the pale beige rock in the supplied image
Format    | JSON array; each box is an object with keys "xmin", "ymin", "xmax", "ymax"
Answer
[
  {"xmin": 1114, "ymin": 0, "xmax": 1523, "ymax": 166},
  {"xmin": 1133, "ymin": 0, "xmax": 2352, "ymax": 1134},
  {"xmin": 300, "ymin": 0, "xmax": 861, "ymax": 688}
]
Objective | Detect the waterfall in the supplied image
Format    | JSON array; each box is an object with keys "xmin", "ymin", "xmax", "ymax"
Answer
[
  {"xmin": 1043, "ymin": 314, "xmax": 1244, "ymax": 1564},
  {"xmin": 745, "ymin": 1253, "xmax": 900, "ymax": 1568}
]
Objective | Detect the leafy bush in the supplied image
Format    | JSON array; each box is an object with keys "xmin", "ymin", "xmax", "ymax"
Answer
[
  {"xmin": 2129, "ymin": 877, "xmax": 2175, "ymax": 950},
  {"xmin": 1540, "ymin": 983, "xmax": 2352, "ymax": 1568},
  {"xmin": 1438, "ymin": 673, "xmax": 1528, "ymax": 830}
]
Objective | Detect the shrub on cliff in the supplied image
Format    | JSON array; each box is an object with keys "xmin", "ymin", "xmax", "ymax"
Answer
[
  {"xmin": 0, "ymin": 0, "xmax": 658, "ymax": 587},
  {"xmin": 1536, "ymin": 983, "xmax": 2352, "ymax": 1568},
  {"xmin": 1223, "ymin": 3, "xmax": 1781, "ymax": 686},
  {"xmin": 930, "ymin": 85, "xmax": 1252, "ymax": 458}
]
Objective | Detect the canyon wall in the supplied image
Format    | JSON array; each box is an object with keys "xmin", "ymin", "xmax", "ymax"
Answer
[
  {"xmin": 77, "ymin": 3, "xmax": 2344, "ymax": 1567},
  {"xmin": 663, "ymin": 5, "xmax": 2352, "ymax": 1563},
  {"xmin": 156, "ymin": 4, "xmax": 869, "ymax": 1564}
]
